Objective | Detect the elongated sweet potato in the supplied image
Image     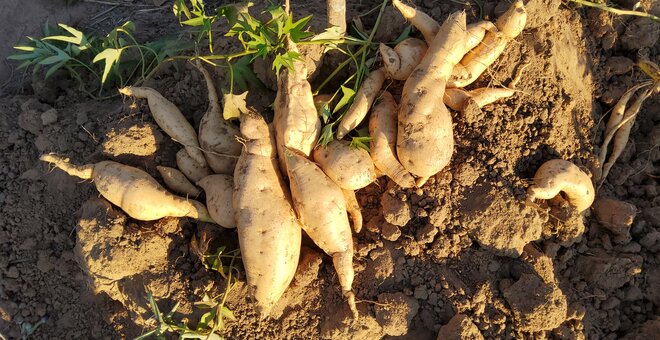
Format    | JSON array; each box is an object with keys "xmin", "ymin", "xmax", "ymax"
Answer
[
  {"xmin": 156, "ymin": 166, "xmax": 201, "ymax": 197},
  {"xmin": 41, "ymin": 154, "xmax": 212, "ymax": 222},
  {"xmin": 380, "ymin": 38, "xmax": 428, "ymax": 81},
  {"xmin": 119, "ymin": 86, "xmax": 207, "ymax": 166},
  {"xmin": 197, "ymin": 174, "xmax": 235, "ymax": 228},
  {"xmin": 284, "ymin": 150, "xmax": 357, "ymax": 318},
  {"xmin": 342, "ymin": 189, "xmax": 363, "ymax": 233},
  {"xmin": 336, "ymin": 68, "xmax": 387, "ymax": 139},
  {"xmin": 443, "ymin": 87, "xmax": 516, "ymax": 111},
  {"xmin": 392, "ymin": 0, "xmax": 439, "ymax": 43},
  {"xmin": 233, "ymin": 110, "xmax": 301, "ymax": 316},
  {"xmin": 193, "ymin": 61, "xmax": 242, "ymax": 175},
  {"xmin": 313, "ymin": 140, "xmax": 377, "ymax": 190},
  {"xmin": 176, "ymin": 149, "xmax": 213, "ymax": 183},
  {"xmin": 397, "ymin": 12, "xmax": 468, "ymax": 186},
  {"xmin": 274, "ymin": 40, "xmax": 322, "ymax": 174},
  {"xmin": 369, "ymin": 91, "xmax": 415, "ymax": 188},
  {"xmin": 448, "ymin": 0, "xmax": 526, "ymax": 88}
]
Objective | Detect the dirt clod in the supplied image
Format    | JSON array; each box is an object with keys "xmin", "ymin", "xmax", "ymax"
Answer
[
  {"xmin": 435, "ymin": 313, "xmax": 484, "ymax": 340},
  {"xmin": 381, "ymin": 190, "xmax": 412, "ymax": 227},
  {"xmin": 503, "ymin": 273, "xmax": 567, "ymax": 332},
  {"xmin": 593, "ymin": 198, "xmax": 636, "ymax": 244},
  {"xmin": 374, "ymin": 292, "xmax": 420, "ymax": 336}
]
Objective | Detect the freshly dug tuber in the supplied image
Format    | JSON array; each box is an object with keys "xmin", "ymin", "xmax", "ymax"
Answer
[
  {"xmin": 369, "ymin": 91, "xmax": 415, "ymax": 188},
  {"xmin": 379, "ymin": 38, "xmax": 428, "ymax": 81},
  {"xmin": 273, "ymin": 39, "xmax": 322, "ymax": 174},
  {"xmin": 119, "ymin": 86, "xmax": 207, "ymax": 167},
  {"xmin": 391, "ymin": 0, "xmax": 439, "ymax": 43},
  {"xmin": 176, "ymin": 149, "xmax": 213, "ymax": 183},
  {"xmin": 156, "ymin": 166, "xmax": 201, "ymax": 197},
  {"xmin": 40, "ymin": 154, "xmax": 212, "ymax": 222},
  {"xmin": 336, "ymin": 68, "xmax": 386, "ymax": 139},
  {"xmin": 396, "ymin": 11, "xmax": 469, "ymax": 186},
  {"xmin": 313, "ymin": 140, "xmax": 377, "ymax": 190},
  {"xmin": 448, "ymin": 0, "xmax": 527, "ymax": 88},
  {"xmin": 233, "ymin": 110, "xmax": 301, "ymax": 316},
  {"xmin": 527, "ymin": 159, "xmax": 595, "ymax": 213},
  {"xmin": 284, "ymin": 150, "xmax": 357, "ymax": 318},
  {"xmin": 193, "ymin": 60, "xmax": 242, "ymax": 175},
  {"xmin": 443, "ymin": 87, "xmax": 516, "ymax": 112},
  {"xmin": 342, "ymin": 189, "xmax": 363, "ymax": 233},
  {"xmin": 197, "ymin": 175, "xmax": 235, "ymax": 228}
]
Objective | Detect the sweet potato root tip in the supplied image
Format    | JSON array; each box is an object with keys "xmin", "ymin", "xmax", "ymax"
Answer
[{"xmin": 527, "ymin": 159, "xmax": 595, "ymax": 213}]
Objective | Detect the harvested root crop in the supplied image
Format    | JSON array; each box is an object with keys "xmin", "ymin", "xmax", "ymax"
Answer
[
  {"xmin": 392, "ymin": 0, "xmax": 439, "ymax": 43},
  {"xmin": 313, "ymin": 140, "xmax": 377, "ymax": 190},
  {"xmin": 156, "ymin": 166, "xmax": 201, "ymax": 197},
  {"xmin": 193, "ymin": 60, "xmax": 242, "ymax": 175},
  {"xmin": 599, "ymin": 84, "xmax": 655, "ymax": 185},
  {"xmin": 336, "ymin": 67, "xmax": 386, "ymax": 139},
  {"xmin": 343, "ymin": 189, "xmax": 363, "ymax": 233},
  {"xmin": 284, "ymin": 150, "xmax": 357, "ymax": 318},
  {"xmin": 40, "ymin": 154, "xmax": 212, "ymax": 222},
  {"xmin": 369, "ymin": 91, "xmax": 415, "ymax": 188},
  {"xmin": 527, "ymin": 159, "xmax": 595, "ymax": 214},
  {"xmin": 274, "ymin": 40, "xmax": 322, "ymax": 174},
  {"xmin": 396, "ymin": 11, "xmax": 469, "ymax": 186},
  {"xmin": 197, "ymin": 175, "xmax": 235, "ymax": 229},
  {"xmin": 233, "ymin": 110, "xmax": 301, "ymax": 316},
  {"xmin": 119, "ymin": 86, "xmax": 207, "ymax": 167},
  {"xmin": 444, "ymin": 87, "xmax": 516, "ymax": 111},
  {"xmin": 176, "ymin": 149, "xmax": 213, "ymax": 183},
  {"xmin": 448, "ymin": 0, "xmax": 527, "ymax": 88},
  {"xmin": 379, "ymin": 38, "xmax": 428, "ymax": 80}
]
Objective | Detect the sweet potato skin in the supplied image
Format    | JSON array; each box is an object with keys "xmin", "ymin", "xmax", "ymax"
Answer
[
  {"xmin": 527, "ymin": 159, "xmax": 595, "ymax": 213},
  {"xmin": 336, "ymin": 68, "xmax": 387, "ymax": 139},
  {"xmin": 197, "ymin": 174, "xmax": 235, "ymax": 228},
  {"xmin": 233, "ymin": 111, "xmax": 301, "ymax": 316},
  {"xmin": 156, "ymin": 166, "xmax": 201, "ymax": 197},
  {"xmin": 176, "ymin": 149, "xmax": 213, "ymax": 183},
  {"xmin": 313, "ymin": 140, "xmax": 377, "ymax": 190}
]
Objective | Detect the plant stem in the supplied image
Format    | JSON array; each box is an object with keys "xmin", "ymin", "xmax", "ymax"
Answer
[{"xmin": 569, "ymin": 0, "xmax": 660, "ymax": 23}]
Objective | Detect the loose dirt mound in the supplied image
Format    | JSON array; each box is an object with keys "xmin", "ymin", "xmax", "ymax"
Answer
[{"xmin": 0, "ymin": 0, "xmax": 658, "ymax": 339}]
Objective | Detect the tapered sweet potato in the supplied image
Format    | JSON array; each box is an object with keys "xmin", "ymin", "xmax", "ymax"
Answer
[
  {"xmin": 274, "ymin": 41, "xmax": 322, "ymax": 174},
  {"xmin": 233, "ymin": 110, "xmax": 301, "ymax": 316},
  {"xmin": 397, "ymin": 12, "xmax": 469, "ymax": 186},
  {"xmin": 527, "ymin": 159, "xmax": 595, "ymax": 213},
  {"xmin": 197, "ymin": 174, "xmax": 235, "ymax": 228},
  {"xmin": 156, "ymin": 166, "xmax": 201, "ymax": 197},
  {"xmin": 336, "ymin": 68, "xmax": 387, "ymax": 139},
  {"xmin": 443, "ymin": 87, "xmax": 516, "ymax": 111},
  {"xmin": 284, "ymin": 150, "xmax": 357, "ymax": 318},
  {"xmin": 313, "ymin": 140, "xmax": 377, "ymax": 190},
  {"xmin": 41, "ymin": 154, "xmax": 212, "ymax": 222},
  {"xmin": 193, "ymin": 61, "xmax": 242, "ymax": 175},
  {"xmin": 380, "ymin": 38, "xmax": 428, "ymax": 81},
  {"xmin": 119, "ymin": 86, "xmax": 207, "ymax": 167},
  {"xmin": 391, "ymin": 0, "xmax": 439, "ymax": 43},
  {"xmin": 369, "ymin": 91, "xmax": 415, "ymax": 188},
  {"xmin": 176, "ymin": 149, "xmax": 213, "ymax": 183}
]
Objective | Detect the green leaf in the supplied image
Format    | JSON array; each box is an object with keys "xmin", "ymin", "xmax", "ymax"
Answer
[
  {"xmin": 333, "ymin": 86, "xmax": 355, "ymax": 113},
  {"xmin": 220, "ymin": 306, "xmax": 236, "ymax": 321},
  {"xmin": 284, "ymin": 14, "xmax": 313, "ymax": 42},
  {"xmin": 392, "ymin": 25, "xmax": 412, "ymax": 44},
  {"xmin": 93, "ymin": 48, "xmax": 123, "ymax": 84},
  {"xmin": 38, "ymin": 53, "xmax": 69, "ymax": 65},
  {"xmin": 197, "ymin": 310, "xmax": 216, "ymax": 329},
  {"xmin": 217, "ymin": 4, "xmax": 239, "ymax": 26},
  {"xmin": 273, "ymin": 50, "xmax": 300, "ymax": 75},
  {"xmin": 311, "ymin": 26, "xmax": 344, "ymax": 42},
  {"xmin": 45, "ymin": 60, "xmax": 68, "ymax": 79},
  {"xmin": 317, "ymin": 124, "xmax": 335, "ymax": 146},
  {"xmin": 7, "ymin": 53, "xmax": 40, "ymax": 61},
  {"xmin": 181, "ymin": 16, "xmax": 207, "ymax": 26},
  {"xmin": 349, "ymin": 136, "xmax": 372, "ymax": 151},
  {"xmin": 13, "ymin": 45, "xmax": 35, "ymax": 52},
  {"xmin": 173, "ymin": 0, "xmax": 192, "ymax": 22},
  {"xmin": 43, "ymin": 23, "xmax": 85, "ymax": 45},
  {"xmin": 319, "ymin": 102, "xmax": 332, "ymax": 124},
  {"xmin": 222, "ymin": 91, "xmax": 248, "ymax": 120},
  {"xmin": 230, "ymin": 56, "xmax": 264, "ymax": 91}
]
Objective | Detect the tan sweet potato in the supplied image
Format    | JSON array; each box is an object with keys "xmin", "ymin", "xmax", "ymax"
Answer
[
  {"xmin": 176, "ymin": 149, "xmax": 213, "ymax": 183},
  {"xmin": 443, "ymin": 87, "xmax": 516, "ymax": 111},
  {"xmin": 392, "ymin": 0, "xmax": 439, "ymax": 43},
  {"xmin": 233, "ymin": 110, "xmax": 301, "ymax": 316},
  {"xmin": 342, "ymin": 189, "xmax": 363, "ymax": 233},
  {"xmin": 41, "ymin": 154, "xmax": 212, "ymax": 222},
  {"xmin": 284, "ymin": 150, "xmax": 357, "ymax": 318},
  {"xmin": 313, "ymin": 140, "xmax": 377, "ymax": 190},
  {"xmin": 527, "ymin": 159, "xmax": 595, "ymax": 213},
  {"xmin": 379, "ymin": 38, "xmax": 428, "ymax": 81},
  {"xmin": 156, "ymin": 166, "xmax": 201, "ymax": 197},
  {"xmin": 197, "ymin": 174, "xmax": 235, "ymax": 228},
  {"xmin": 336, "ymin": 68, "xmax": 387, "ymax": 139},
  {"xmin": 193, "ymin": 61, "xmax": 242, "ymax": 175},
  {"xmin": 369, "ymin": 91, "xmax": 415, "ymax": 188},
  {"xmin": 119, "ymin": 86, "xmax": 207, "ymax": 167}
]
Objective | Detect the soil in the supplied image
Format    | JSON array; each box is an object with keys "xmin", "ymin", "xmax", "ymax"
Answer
[{"xmin": 1, "ymin": 0, "xmax": 659, "ymax": 339}]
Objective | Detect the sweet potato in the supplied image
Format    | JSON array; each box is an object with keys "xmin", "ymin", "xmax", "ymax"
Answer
[
  {"xmin": 156, "ymin": 166, "xmax": 201, "ymax": 197},
  {"xmin": 527, "ymin": 159, "xmax": 595, "ymax": 213},
  {"xmin": 40, "ymin": 154, "xmax": 212, "ymax": 222},
  {"xmin": 448, "ymin": 0, "xmax": 526, "ymax": 88},
  {"xmin": 273, "ymin": 41, "xmax": 322, "ymax": 174},
  {"xmin": 379, "ymin": 38, "xmax": 428, "ymax": 81},
  {"xmin": 391, "ymin": 0, "xmax": 439, "ymax": 43},
  {"xmin": 336, "ymin": 67, "xmax": 387, "ymax": 139},
  {"xmin": 193, "ymin": 61, "xmax": 242, "ymax": 175},
  {"xmin": 197, "ymin": 175, "xmax": 235, "ymax": 229},
  {"xmin": 342, "ymin": 189, "xmax": 363, "ymax": 233},
  {"xmin": 119, "ymin": 86, "xmax": 207, "ymax": 166},
  {"xmin": 369, "ymin": 91, "xmax": 415, "ymax": 188},
  {"xmin": 233, "ymin": 110, "xmax": 301, "ymax": 316},
  {"xmin": 443, "ymin": 87, "xmax": 516, "ymax": 111},
  {"xmin": 396, "ymin": 12, "xmax": 468, "ymax": 186},
  {"xmin": 313, "ymin": 140, "xmax": 377, "ymax": 190},
  {"xmin": 284, "ymin": 150, "xmax": 357, "ymax": 318},
  {"xmin": 176, "ymin": 149, "xmax": 213, "ymax": 183}
]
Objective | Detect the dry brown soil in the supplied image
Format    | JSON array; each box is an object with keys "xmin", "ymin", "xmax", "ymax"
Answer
[{"xmin": 0, "ymin": 0, "xmax": 659, "ymax": 339}]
